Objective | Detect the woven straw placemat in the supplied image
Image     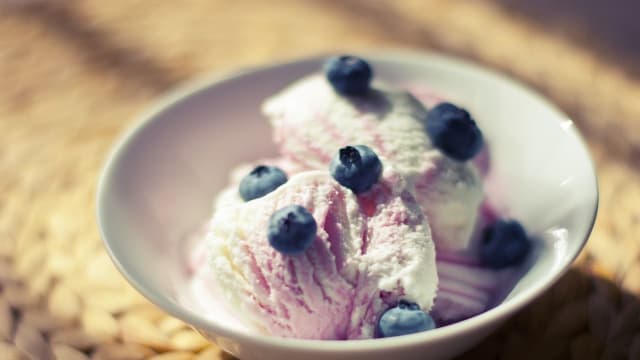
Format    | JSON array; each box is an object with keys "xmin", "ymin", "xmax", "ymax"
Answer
[{"xmin": 1, "ymin": 1, "xmax": 639, "ymax": 359}]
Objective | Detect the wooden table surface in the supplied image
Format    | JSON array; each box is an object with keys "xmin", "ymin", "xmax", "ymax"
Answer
[{"xmin": 1, "ymin": 1, "xmax": 639, "ymax": 359}]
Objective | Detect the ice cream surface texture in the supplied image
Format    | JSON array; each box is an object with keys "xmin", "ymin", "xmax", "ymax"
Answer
[
  {"xmin": 263, "ymin": 74, "xmax": 483, "ymax": 251},
  {"xmin": 207, "ymin": 170, "xmax": 437, "ymax": 339},
  {"xmin": 189, "ymin": 55, "xmax": 532, "ymax": 340}
]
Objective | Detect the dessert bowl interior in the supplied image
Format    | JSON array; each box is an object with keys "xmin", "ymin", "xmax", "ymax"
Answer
[{"xmin": 97, "ymin": 51, "xmax": 598, "ymax": 360}]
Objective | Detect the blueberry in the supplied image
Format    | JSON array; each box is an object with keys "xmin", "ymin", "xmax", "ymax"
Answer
[
  {"xmin": 239, "ymin": 165, "xmax": 288, "ymax": 201},
  {"xmin": 324, "ymin": 55, "xmax": 373, "ymax": 95},
  {"xmin": 426, "ymin": 102, "xmax": 484, "ymax": 161},
  {"xmin": 479, "ymin": 219, "xmax": 531, "ymax": 269},
  {"xmin": 377, "ymin": 300, "xmax": 436, "ymax": 338},
  {"xmin": 329, "ymin": 145, "xmax": 382, "ymax": 194},
  {"xmin": 267, "ymin": 205, "xmax": 317, "ymax": 255}
]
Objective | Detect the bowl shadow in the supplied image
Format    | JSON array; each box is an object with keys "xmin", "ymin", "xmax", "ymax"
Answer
[{"xmin": 457, "ymin": 266, "xmax": 640, "ymax": 359}]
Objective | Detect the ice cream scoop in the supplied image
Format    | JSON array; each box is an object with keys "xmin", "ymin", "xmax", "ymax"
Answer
[
  {"xmin": 206, "ymin": 170, "xmax": 437, "ymax": 339},
  {"xmin": 262, "ymin": 74, "xmax": 482, "ymax": 251}
]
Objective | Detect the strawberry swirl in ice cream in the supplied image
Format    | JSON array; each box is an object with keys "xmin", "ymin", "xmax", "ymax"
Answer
[
  {"xmin": 206, "ymin": 169, "xmax": 436, "ymax": 339},
  {"xmin": 189, "ymin": 55, "xmax": 532, "ymax": 340},
  {"xmin": 263, "ymin": 74, "xmax": 483, "ymax": 251}
]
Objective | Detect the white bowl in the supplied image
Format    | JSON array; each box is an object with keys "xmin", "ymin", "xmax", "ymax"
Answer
[{"xmin": 97, "ymin": 51, "xmax": 598, "ymax": 360}]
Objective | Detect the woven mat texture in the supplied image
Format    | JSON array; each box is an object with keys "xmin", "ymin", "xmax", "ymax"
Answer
[{"xmin": 1, "ymin": 1, "xmax": 639, "ymax": 359}]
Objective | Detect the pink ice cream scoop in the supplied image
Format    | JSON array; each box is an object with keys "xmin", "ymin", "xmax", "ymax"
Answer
[
  {"xmin": 205, "ymin": 170, "xmax": 437, "ymax": 339},
  {"xmin": 262, "ymin": 74, "xmax": 483, "ymax": 251}
]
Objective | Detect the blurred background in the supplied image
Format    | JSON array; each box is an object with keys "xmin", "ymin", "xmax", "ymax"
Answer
[{"xmin": 1, "ymin": 1, "xmax": 639, "ymax": 359}]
